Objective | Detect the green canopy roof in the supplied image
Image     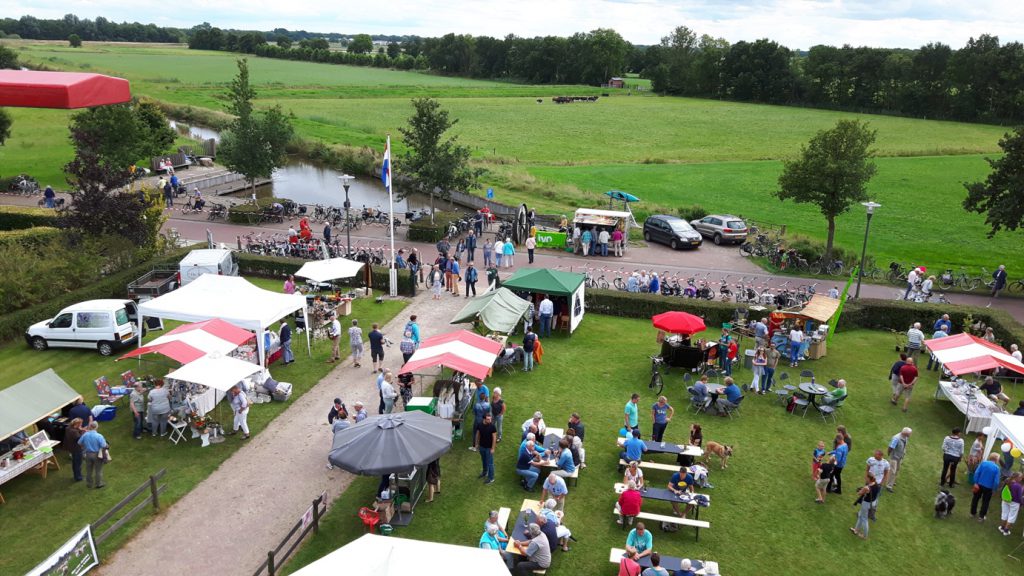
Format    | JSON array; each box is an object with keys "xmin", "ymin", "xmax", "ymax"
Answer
[
  {"xmin": 450, "ymin": 287, "xmax": 531, "ymax": 334},
  {"xmin": 500, "ymin": 268, "xmax": 585, "ymax": 297},
  {"xmin": 0, "ymin": 369, "xmax": 80, "ymax": 439}
]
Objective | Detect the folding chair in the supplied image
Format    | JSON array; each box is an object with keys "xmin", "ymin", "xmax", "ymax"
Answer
[
  {"xmin": 168, "ymin": 420, "xmax": 189, "ymax": 445},
  {"xmin": 799, "ymin": 369, "xmax": 815, "ymax": 382},
  {"xmin": 818, "ymin": 404, "xmax": 837, "ymax": 423},
  {"xmin": 791, "ymin": 397, "xmax": 810, "ymax": 417},
  {"xmin": 704, "ymin": 369, "xmax": 721, "ymax": 386},
  {"xmin": 721, "ymin": 396, "xmax": 744, "ymax": 419},
  {"xmin": 687, "ymin": 387, "xmax": 710, "ymax": 415}
]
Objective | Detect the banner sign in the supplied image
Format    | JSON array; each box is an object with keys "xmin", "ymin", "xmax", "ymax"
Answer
[
  {"xmin": 534, "ymin": 231, "xmax": 566, "ymax": 248},
  {"xmin": 27, "ymin": 525, "xmax": 99, "ymax": 576}
]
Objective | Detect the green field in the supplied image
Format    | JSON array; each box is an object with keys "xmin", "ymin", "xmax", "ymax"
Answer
[
  {"xmin": 3, "ymin": 41, "xmax": 1020, "ymax": 274},
  {"xmin": 0, "ymin": 279, "xmax": 405, "ymax": 576},
  {"xmin": 284, "ymin": 314, "xmax": 1023, "ymax": 576}
]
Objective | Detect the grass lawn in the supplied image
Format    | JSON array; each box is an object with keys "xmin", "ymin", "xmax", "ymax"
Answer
[
  {"xmin": 283, "ymin": 314, "xmax": 1022, "ymax": 575},
  {"xmin": 0, "ymin": 278, "xmax": 405, "ymax": 576}
]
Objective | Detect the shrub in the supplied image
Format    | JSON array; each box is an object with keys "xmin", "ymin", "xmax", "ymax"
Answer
[
  {"xmin": 0, "ymin": 227, "xmax": 62, "ymax": 248},
  {"xmin": 0, "ymin": 205, "xmax": 60, "ymax": 230},
  {"xmin": 227, "ymin": 197, "xmax": 291, "ymax": 224},
  {"xmin": 406, "ymin": 211, "xmax": 460, "ymax": 244},
  {"xmin": 676, "ymin": 204, "xmax": 706, "ymax": 223},
  {"xmin": 782, "ymin": 233, "xmax": 859, "ymax": 267},
  {"xmin": 587, "ymin": 289, "xmax": 738, "ymax": 327},
  {"xmin": 235, "ymin": 252, "xmax": 417, "ymax": 296}
]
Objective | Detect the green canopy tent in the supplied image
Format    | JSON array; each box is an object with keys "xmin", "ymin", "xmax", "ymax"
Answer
[
  {"xmin": 450, "ymin": 287, "xmax": 531, "ymax": 334},
  {"xmin": 500, "ymin": 268, "xmax": 586, "ymax": 334},
  {"xmin": 0, "ymin": 369, "xmax": 80, "ymax": 439}
]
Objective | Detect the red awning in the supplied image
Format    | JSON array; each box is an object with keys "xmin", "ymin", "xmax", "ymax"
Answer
[
  {"xmin": 0, "ymin": 70, "xmax": 131, "ymax": 109},
  {"xmin": 925, "ymin": 333, "xmax": 1024, "ymax": 376},
  {"xmin": 164, "ymin": 318, "xmax": 254, "ymax": 346},
  {"xmin": 399, "ymin": 330, "xmax": 504, "ymax": 381},
  {"xmin": 118, "ymin": 340, "xmax": 206, "ymax": 365}
]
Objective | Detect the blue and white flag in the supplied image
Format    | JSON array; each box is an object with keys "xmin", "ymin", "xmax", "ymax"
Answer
[{"xmin": 381, "ymin": 136, "xmax": 391, "ymax": 191}]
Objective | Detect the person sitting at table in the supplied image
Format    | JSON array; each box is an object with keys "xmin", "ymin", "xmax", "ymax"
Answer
[
  {"xmin": 642, "ymin": 552, "xmax": 672, "ymax": 576},
  {"xmin": 620, "ymin": 429, "xmax": 647, "ymax": 463},
  {"xmin": 617, "ymin": 480, "xmax": 643, "ymax": 525},
  {"xmin": 542, "ymin": 498, "xmax": 575, "ymax": 552},
  {"xmin": 668, "ymin": 465, "xmax": 696, "ymax": 517},
  {"xmin": 513, "ymin": 523, "xmax": 551, "ymax": 575},
  {"xmin": 980, "ymin": 376, "xmax": 1010, "ymax": 408},
  {"xmin": 552, "ymin": 438, "xmax": 577, "ymax": 479},
  {"xmin": 821, "ymin": 379, "xmax": 848, "ymax": 406},
  {"xmin": 521, "ymin": 411, "xmax": 547, "ymax": 439},
  {"xmin": 479, "ymin": 524, "xmax": 514, "ymax": 570},
  {"xmin": 534, "ymin": 511, "xmax": 562, "ymax": 555},
  {"xmin": 541, "ymin": 472, "xmax": 569, "ymax": 510},
  {"xmin": 624, "ymin": 460, "xmax": 645, "ymax": 490},
  {"xmin": 625, "ymin": 522, "xmax": 653, "ymax": 561},
  {"xmin": 715, "ymin": 377, "xmax": 742, "ymax": 413},
  {"xmin": 676, "ymin": 558, "xmax": 697, "ymax": 576},
  {"xmin": 484, "ymin": 510, "xmax": 510, "ymax": 545},
  {"xmin": 565, "ymin": 427, "xmax": 585, "ymax": 469},
  {"xmin": 519, "ymin": 432, "xmax": 537, "ymax": 458},
  {"xmin": 516, "ymin": 441, "xmax": 542, "ymax": 491}
]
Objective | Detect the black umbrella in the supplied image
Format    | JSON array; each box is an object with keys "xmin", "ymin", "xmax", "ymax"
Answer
[{"xmin": 327, "ymin": 411, "xmax": 452, "ymax": 475}]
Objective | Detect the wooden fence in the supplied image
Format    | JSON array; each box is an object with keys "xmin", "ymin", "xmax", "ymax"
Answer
[
  {"xmin": 91, "ymin": 469, "xmax": 167, "ymax": 547},
  {"xmin": 252, "ymin": 492, "xmax": 328, "ymax": 576}
]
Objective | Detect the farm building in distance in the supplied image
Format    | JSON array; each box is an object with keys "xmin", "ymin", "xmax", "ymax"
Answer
[{"xmin": 608, "ymin": 77, "xmax": 625, "ymax": 88}]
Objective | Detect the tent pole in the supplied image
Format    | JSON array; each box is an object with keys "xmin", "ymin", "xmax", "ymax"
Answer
[
  {"xmin": 256, "ymin": 326, "xmax": 266, "ymax": 369},
  {"xmin": 304, "ymin": 308, "xmax": 312, "ymax": 357}
]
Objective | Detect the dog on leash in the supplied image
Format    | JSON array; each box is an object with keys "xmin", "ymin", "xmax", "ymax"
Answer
[
  {"xmin": 703, "ymin": 441, "xmax": 733, "ymax": 469},
  {"xmin": 935, "ymin": 490, "xmax": 956, "ymax": 518}
]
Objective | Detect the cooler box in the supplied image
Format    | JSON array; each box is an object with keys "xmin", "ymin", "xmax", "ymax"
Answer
[
  {"xmin": 272, "ymin": 382, "xmax": 293, "ymax": 402},
  {"xmin": 95, "ymin": 406, "xmax": 117, "ymax": 422},
  {"xmin": 405, "ymin": 397, "xmax": 436, "ymax": 415}
]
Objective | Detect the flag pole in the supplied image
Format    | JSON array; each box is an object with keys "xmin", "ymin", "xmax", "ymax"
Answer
[{"xmin": 386, "ymin": 135, "xmax": 397, "ymax": 297}]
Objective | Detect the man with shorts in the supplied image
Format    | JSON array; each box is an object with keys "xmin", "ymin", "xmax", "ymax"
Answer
[
  {"xmin": 348, "ymin": 319, "xmax": 364, "ymax": 369},
  {"xmin": 368, "ymin": 323, "xmax": 386, "ymax": 373},
  {"xmin": 891, "ymin": 357, "xmax": 918, "ymax": 412}
]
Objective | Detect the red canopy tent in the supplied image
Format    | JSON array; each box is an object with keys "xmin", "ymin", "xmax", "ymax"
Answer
[
  {"xmin": 0, "ymin": 70, "xmax": 130, "ymax": 109},
  {"xmin": 399, "ymin": 330, "xmax": 504, "ymax": 381},
  {"xmin": 117, "ymin": 340, "xmax": 207, "ymax": 364},
  {"xmin": 163, "ymin": 318, "xmax": 254, "ymax": 346},
  {"xmin": 117, "ymin": 318, "xmax": 254, "ymax": 364},
  {"xmin": 925, "ymin": 333, "xmax": 1024, "ymax": 376}
]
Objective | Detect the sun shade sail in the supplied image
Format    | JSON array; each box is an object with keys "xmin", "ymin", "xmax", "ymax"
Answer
[
  {"xmin": 294, "ymin": 257, "xmax": 365, "ymax": 283},
  {"xmin": 0, "ymin": 70, "xmax": 130, "ymax": 109},
  {"xmin": 450, "ymin": 287, "xmax": 530, "ymax": 334},
  {"xmin": 0, "ymin": 369, "xmax": 80, "ymax": 439},
  {"xmin": 925, "ymin": 333, "xmax": 1024, "ymax": 376},
  {"xmin": 399, "ymin": 330, "xmax": 504, "ymax": 380},
  {"xmin": 164, "ymin": 355, "xmax": 263, "ymax": 392}
]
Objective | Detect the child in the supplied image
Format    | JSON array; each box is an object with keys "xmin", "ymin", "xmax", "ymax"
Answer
[{"xmin": 812, "ymin": 440, "xmax": 826, "ymax": 480}]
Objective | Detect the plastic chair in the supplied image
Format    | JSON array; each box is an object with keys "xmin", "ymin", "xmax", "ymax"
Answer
[
  {"xmin": 358, "ymin": 507, "xmax": 381, "ymax": 533},
  {"xmin": 799, "ymin": 369, "xmax": 815, "ymax": 381},
  {"xmin": 818, "ymin": 404, "xmax": 837, "ymax": 423}
]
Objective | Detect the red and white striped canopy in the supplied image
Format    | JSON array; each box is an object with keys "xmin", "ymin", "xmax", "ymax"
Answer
[
  {"xmin": 925, "ymin": 333, "xmax": 1024, "ymax": 376},
  {"xmin": 118, "ymin": 318, "xmax": 254, "ymax": 364},
  {"xmin": 399, "ymin": 330, "xmax": 504, "ymax": 380}
]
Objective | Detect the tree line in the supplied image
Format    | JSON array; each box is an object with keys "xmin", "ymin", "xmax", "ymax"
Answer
[{"xmin": 0, "ymin": 14, "xmax": 184, "ymax": 43}]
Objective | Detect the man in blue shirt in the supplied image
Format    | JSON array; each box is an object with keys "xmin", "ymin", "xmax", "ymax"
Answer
[
  {"xmin": 828, "ymin": 436, "xmax": 849, "ymax": 494},
  {"xmin": 624, "ymin": 393, "xmax": 640, "ymax": 433},
  {"xmin": 934, "ymin": 314, "xmax": 951, "ymax": 334},
  {"xmin": 516, "ymin": 440, "xmax": 542, "ymax": 491},
  {"xmin": 715, "ymin": 377, "xmax": 742, "ymax": 413},
  {"xmin": 552, "ymin": 438, "xmax": 576, "ymax": 479},
  {"xmin": 78, "ymin": 422, "xmax": 108, "ymax": 489},
  {"xmin": 541, "ymin": 473, "xmax": 569, "ymax": 510},
  {"xmin": 620, "ymin": 429, "xmax": 647, "ymax": 462},
  {"xmin": 68, "ymin": 398, "xmax": 93, "ymax": 426},
  {"xmin": 650, "ymin": 396, "xmax": 674, "ymax": 442},
  {"xmin": 279, "ymin": 321, "xmax": 293, "ymax": 365},
  {"xmin": 971, "ymin": 452, "xmax": 1002, "ymax": 520}
]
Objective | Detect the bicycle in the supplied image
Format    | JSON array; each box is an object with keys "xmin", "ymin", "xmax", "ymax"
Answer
[{"xmin": 649, "ymin": 355, "xmax": 666, "ymax": 395}]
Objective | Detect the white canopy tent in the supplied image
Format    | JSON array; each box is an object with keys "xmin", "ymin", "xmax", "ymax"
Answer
[
  {"xmin": 294, "ymin": 257, "xmax": 364, "ymax": 283},
  {"xmin": 137, "ymin": 274, "xmax": 309, "ymax": 366},
  {"xmin": 982, "ymin": 413, "xmax": 1024, "ymax": 458},
  {"xmin": 164, "ymin": 355, "xmax": 265, "ymax": 392},
  {"xmin": 290, "ymin": 534, "xmax": 511, "ymax": 576}
]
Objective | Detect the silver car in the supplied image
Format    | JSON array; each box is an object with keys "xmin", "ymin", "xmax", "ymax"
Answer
[{"xmin": 690, "ymin": 214, "xmax": 749, "ymax": 245}]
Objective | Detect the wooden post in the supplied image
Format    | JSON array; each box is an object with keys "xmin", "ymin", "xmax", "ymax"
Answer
[
  {"xmin": 149, "ymin": 474, "xmax": 160, "ymax": 510},
  {"xmin": 267, "ymin": 551, "xmax": 276, "ymax": 576},
  {"xmin": 312, "ymin": 497, "xmax": 321, "ymax": 535}
]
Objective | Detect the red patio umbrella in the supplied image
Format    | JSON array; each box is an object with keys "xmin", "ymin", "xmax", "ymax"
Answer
[{"xmin": 652, "ymin": 311, "xmax": 706, "ymax": 335}]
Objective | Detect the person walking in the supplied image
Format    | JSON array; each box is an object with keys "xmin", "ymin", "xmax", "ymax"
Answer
[
  {"xmin": 1000, "ymin": 472, "xmax": 1023, "ymax": 536},
  {"xmin": 885, "ymin": 427, "xmax": 912, "ymax": 492},
  {"xmin": 381, "ymin": 373, "xmax": 399, "ymax": 414},
  {"xmin": 78, "ymin": 422, "xmax": 109, "ymax": 489},
  {"xmin": 891, "ymin": 357, "xmax": 918, "ymax": 412},
  {"xmin": 850, "ymin": 477, "xmax": 879, "ymax": 539},
  {"xmin": 992, "ymin": 265, "xmax": 1008, "ymax": 298},
  {"xmin": 229, "ymin": 385, "xmax": 251, "ymax": 439},
  {"xmin": 972, "ymin": 452, "xmax": 1002, "ymax": 522},
  {"xmin": 903, "ymin": 266, "xmax": 921, "ymax": 300},
  {"xmin": 491, "ymin": 388, "xmax": 506, "ymax": 442},
  {"xmin": 828, "ymin": 434, "xmax": 849, "ymax": 494},
  {"xmin": 483, "ymin": 237, "xmax": 493, "ymax": 267},
  {"xmin": 580, "ymin": 228, "xmax": 592, "ymax": 256},
  {"xmin": 148, "ymin": 381, "xmax": 171, "ymax": 437},
  {"xmin": 327, "ymin": 312, "xmax": 342, "ymax": 363},
  {"xmin": 63, "ymin": 418, "xmax": 85, "ymax": 482},
  {"xmin": 502, "ymin": 238, "xmax": 515, "ymax": 267},
  {"xmin": 129, "ymin": 383, "xmax": 146, "ymax": 440},
  {"xmin": 494, "ymin": 238, "xmax": 504, "ymax": 268},
  {"xmin": 476, "ymin": 413, "xmax": 497, "ymax": 484},
  {"xmin": 906, "ymin": 322, "xmax": 925, "ymax": 362},
  {"xmin": 466, "ymin": 229, "xmax": 477, "ymax": 262},
  {"xmin": 940, "ymin": 427, "xmax": 965, "ymax": 487},
  {"xmin": 522, "ymin": 328, "xmax": 537, "ymax": 372},
  {"xmin": 279, "ymin": 321, "xmax": 294, "ymax": 365},
  {"xmin": 650, "ymin": 396, "xmax": 674, "ymax": 442},
  {"xmin": 538, "ymin": 295, "xmax": 553, "ymax": 338},
  {"xmin": 465, "ymin": 262, "xmax": 478, "ymax": 297},
  {"xmin": 345, "ymin": 321, "xmax": 364, "ymax": 370},
  {"xmin": 400, "ymin": 330, "xmax": 416, "ymax": 364},
  {"xmin": 525, "ymin": 234, "xmax": 536, "ymax": 264},
  {"xmin": 369, "ymin": 323, "xmax": 385, "ymax": 373},
  {"xmin": 865, "ymin": 449, "xmax": 890, "ymax": 520}
]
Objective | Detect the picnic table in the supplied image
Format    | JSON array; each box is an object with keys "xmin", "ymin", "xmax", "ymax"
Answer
[
  {"xmin": 614, "ymin": 482, "xmax": 710, "ymax": 520},
  {"xmin": 505, "ymin": 499, "xmax": 543, "ymax": 556},
  {"xmin": 541, "ymin": 428, "xmax": 564, "ymax": 451},
  {"xmin": 616, "ymin": 436, "xmax": 703, "ymax": 457},
  {"xmin": 934, "ymin": 380, "xmax": 999, "ymax": 433},
  {"xmin": 608, "ymin": 549, "xmax": 710, "ymax": 574}
]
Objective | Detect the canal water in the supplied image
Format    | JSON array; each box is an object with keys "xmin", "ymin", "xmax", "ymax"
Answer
[{"xmin": 169, "ymin": 120, "xmax": 432, "ymax": 212}]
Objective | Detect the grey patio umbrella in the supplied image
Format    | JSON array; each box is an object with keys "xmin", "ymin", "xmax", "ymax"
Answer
[{"xmin": 327, "ymin": 411, "xmax": 452, "ymax": 475}]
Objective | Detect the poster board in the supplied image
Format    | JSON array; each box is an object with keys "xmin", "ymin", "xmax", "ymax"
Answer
[{"xmin": 27, "ymin": 525, "xmax": 99, "ymax": 576}]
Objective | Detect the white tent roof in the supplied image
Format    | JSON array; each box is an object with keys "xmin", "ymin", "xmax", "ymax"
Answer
[
  {"xmin": 291, "ymin": 534, "xmax": 510, "ymax": 576},
  {"xmin": 982, "ymin": 413, "xmax": 1024, "ymax": 457},
  {"xmin": 294, "ymin": 257, "xmax": 365, "ymax": 283},
  {"xmin": 164, "ymin": 355, "xmax": 264, "ymax": 392},
  {"xmin": 138, "ymin": 274, "xmax": 305, "ymax": 331},
  {"xmin": 149, "ymin": 330, "xmax": 239, "ymax": 356}
]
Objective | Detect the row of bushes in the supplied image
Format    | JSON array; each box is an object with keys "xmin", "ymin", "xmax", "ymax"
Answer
[
  {"xmin": 236, "ymin": 252, "xmax": 418, "ymax": 297},
  {"xmin": 585, "ymin": 289, "xmax": 1024, "ymax": 347},
  {"xmin": 0, "ymin": 244, "xmax": 200, "ymax": 342},
  {"xmin": 0, "ymin": 206, "xmax": 59, "ymax": 231},
  {"xmin": 406, "ymin": 211, "xmax": 460, "ymax": 243},
  {"xmin": 0, "ymin": 227, "xmax": 62, "ymax": 248},
  {"xmin": 227, "ymin": 197, "xmax": 290, "ymax": 224}
]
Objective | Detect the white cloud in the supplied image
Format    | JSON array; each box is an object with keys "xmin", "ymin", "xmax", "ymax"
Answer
[{"xmin": 5, "ymin": 0, "xmax": 1024, "ymax": 47}]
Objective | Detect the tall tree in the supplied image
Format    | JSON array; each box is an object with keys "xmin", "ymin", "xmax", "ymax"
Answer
[
  {"xmin": 0, "ymin": 108, "xmax": 11, "ymax": 146},
  {"xmin": 963, "ymin": 127, "xmax": 1024, "ymax": 237},
  {"xmin": 397, "ymin": 98, "xmax": 483, "ymax": 222},
  {"xmin": 68, "ymin": 101, "xmax": 175, "ymax": 174},
  {"xmin": 348, "ymin": 34, "xmax": 373, "ymax": 54},
  {"xmin": 776, "ymin": 119, "xmax": 878, "ymax": 258},
  {"xmin": 0, "ymin": 43, "xmax": 18, "ymax": 69},
  {"xmin": 218, "ymin": 59, "xmax": 294, "ymax": 196}
]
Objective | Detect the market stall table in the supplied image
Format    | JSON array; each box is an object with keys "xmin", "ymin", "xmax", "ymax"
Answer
[
  {"xmin": 934, "ymin": 380, "xmax": 1000, "ymax": 433},
  {"xmin": 0, "ymin": 439, "xmax": 60, "ymax": 504}
]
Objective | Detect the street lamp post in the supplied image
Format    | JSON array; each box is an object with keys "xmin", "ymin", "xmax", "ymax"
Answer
[
  {"xmin": 338, "ymin": 174, "xmax": 354, "ymax": 257},
  {"xmin": 855, "ymin": 201, "xmax": 881, "ymax": 299}
]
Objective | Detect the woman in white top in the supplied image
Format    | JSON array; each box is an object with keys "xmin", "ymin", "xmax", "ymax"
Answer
[
  {"xmin": 623, "ymin": 460, "xmax": 644, "ymax": 490},
  {"xmin": 381, "ymin": 373, "xmax": 399, "ymax": 414}
]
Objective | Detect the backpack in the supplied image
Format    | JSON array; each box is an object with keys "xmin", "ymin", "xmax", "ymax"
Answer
[{"xmin": 660, "ymin": 521, "xmax": 679, "ymax": 532}]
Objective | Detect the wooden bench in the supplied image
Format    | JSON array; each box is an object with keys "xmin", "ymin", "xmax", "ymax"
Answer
[
  {"xmin": 619, "ymin": 459, "xmax": 680, "ymax": 473},
  {"xmin": 496, "ymin": 507, "xmax": 511, "ymax": 532},
  {"xmin": 535, "ymin": 462, "xmax": 579, "ymax": 486},
  {"xmin": 150, "ymin": 152, "xmax": 191, "ymax": 174},
  {"xmin": 611, "ymin": 508, "xmax": 709, "ymax": 542},
  {"xmin": 608, "ymin": 548, "xmax": 715, "ymax": 575}
]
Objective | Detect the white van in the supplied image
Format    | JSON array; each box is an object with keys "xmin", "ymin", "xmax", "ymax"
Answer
[
  {"xmin": 26, "ymin": 299, "xmax": 139, "ymax": 356},
  {"xmin": 179, "ymin": 249, "xmax": 239, "ymax": 286}
]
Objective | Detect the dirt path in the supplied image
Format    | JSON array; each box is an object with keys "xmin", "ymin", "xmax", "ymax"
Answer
[{"xmin": 98, "ymin": 288, "xmax": 468, "ymax": 576}]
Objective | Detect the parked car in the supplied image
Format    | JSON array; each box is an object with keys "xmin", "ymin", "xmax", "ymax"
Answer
[
  {"xmin": 25, "ymin": 299, "xmax": 140, "ymax": 356},
  {"xmin": 643, "ymin": 214, "xmax": 703, "ymax": 250},
  {"xmin": 690, "ymin": 214, "xmax": 749, "ymax": 245}
]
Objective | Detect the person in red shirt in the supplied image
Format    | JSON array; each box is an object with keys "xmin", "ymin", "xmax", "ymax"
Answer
[
  {"xmin": 892, "ymin": 357, "xmax": 919, "ymax": 413},
  {"xmin": 616, "ymin": 480, "xmax": 642, "ymax": 525}
]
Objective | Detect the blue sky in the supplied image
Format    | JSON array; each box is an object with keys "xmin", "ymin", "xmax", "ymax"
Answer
[{"xmin": 6, "ymin": 0, "xmax": 1024, "ymax": 48}]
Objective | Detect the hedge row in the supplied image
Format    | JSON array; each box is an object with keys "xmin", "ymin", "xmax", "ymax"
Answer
[
  {"xmin": 236, "ymin": 252, "xmax": 418, "ymax": 297},
  {"xmin": 0, "ymin": 227, "xmax": 63, "ymax": 248},
  {"xmin": 0, "ymin": 244, "xmax": 200, "ymax": 343},
  {"xmin": 227, "ymin": 197, "xmax": 290, "ymax": 224},
  {"xmin": 585, "ymin": 289, "xmax": 1024, "ymax": 347},
  {"xmin": 0, "ymin": 206, "xmax": 60, "ymax": 231},
  {"xmin": 406, "ymin": 211, "xmax": 461, "ymax": 244}
]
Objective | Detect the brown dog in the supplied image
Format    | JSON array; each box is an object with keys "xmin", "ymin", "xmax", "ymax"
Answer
[{"xmin": 703, "ymin": 441, "xmax": 733, "ymax": 469}]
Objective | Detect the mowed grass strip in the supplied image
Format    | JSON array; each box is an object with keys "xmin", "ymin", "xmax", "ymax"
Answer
[
  {"xmin": 283, "ymin": 315, "xmax": 1022, "ymax": 576},
  {"xmin": 0, "ymin": 278, "xmax": 405, "ymax": 576}
]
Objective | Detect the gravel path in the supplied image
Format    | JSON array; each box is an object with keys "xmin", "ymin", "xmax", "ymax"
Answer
[{"xmin": 98, "ymin": 288, "xmax": 468, "ymax": 576}]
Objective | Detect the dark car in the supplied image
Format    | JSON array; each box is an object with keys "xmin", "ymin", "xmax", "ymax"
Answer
[{"xmin": 643, "ymin": 215, "xmax": 703, "ymax": 250}]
